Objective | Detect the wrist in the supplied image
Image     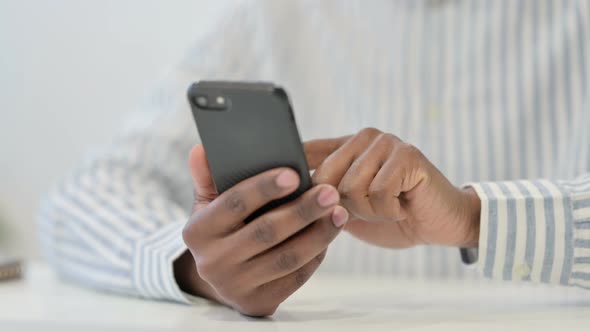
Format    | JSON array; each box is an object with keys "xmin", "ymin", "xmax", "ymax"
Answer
[{"xmin": 459, "ymin": 187, "xmax": 481, "ymax": 248}]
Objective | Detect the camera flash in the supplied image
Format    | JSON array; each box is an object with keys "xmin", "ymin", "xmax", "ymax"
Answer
[
  {"xmin": 216, "ymin": 96, "xmax": 225, "ymax": 105},
  {"xmin": 195, "ymin": 96, "xmax": 207, "ymax": 107}
]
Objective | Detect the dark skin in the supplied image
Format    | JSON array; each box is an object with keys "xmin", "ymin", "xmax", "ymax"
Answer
[
  {"xmin": 176, "ymin": 128, "xmax": 481, "ymax": 316},
  {"xmin": 305, "ymin": 128, "xmax": 480, "ymax": 249},
  {"xmin": 176, "ymin": 144, "xmax": 348, "ymax": 317}
]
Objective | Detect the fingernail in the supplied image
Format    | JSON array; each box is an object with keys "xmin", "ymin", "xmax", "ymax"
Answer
[
  {"xmin": 317, "ymin": 187, "xmax": 339, "ymax": 207},
  {"xmin": 331, "ymin": 206, "xmax": 349, "ymax": 227},
  {"xmin": 276, "ymin": 170, "xmax": 299, "ymax": 188}
]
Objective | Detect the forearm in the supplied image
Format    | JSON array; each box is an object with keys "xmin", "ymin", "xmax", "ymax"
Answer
[{"xmin": 38, "ymin": 131, "xmax": 198, "ymax": 303}]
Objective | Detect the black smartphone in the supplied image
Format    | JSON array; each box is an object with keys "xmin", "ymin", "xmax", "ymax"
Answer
[{"xmin": 187, "ymin": 81, "xmax": 312, "ymax": 222}]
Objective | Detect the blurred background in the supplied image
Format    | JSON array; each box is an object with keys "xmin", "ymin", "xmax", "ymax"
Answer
[{"xmin": 0, "ymin": 0, "xmax": 237, "ymax": 258}]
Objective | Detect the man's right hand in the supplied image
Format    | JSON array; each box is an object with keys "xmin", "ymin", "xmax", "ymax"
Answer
[{"xmin": 175, "ymin": 144, "xmax": 348, "ymax": 317}]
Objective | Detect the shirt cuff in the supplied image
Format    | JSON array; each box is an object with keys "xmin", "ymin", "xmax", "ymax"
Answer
[
  {"xmin": 557, "ymin": 178, "xmax": 590, "ymax": 288},
  {"xmin": 466, "ymin": 178, "xmax": 590, "ymax": 287},
  {"xmin": 132, "ymin": 221, "xmax": 206, "ymax": 303}
]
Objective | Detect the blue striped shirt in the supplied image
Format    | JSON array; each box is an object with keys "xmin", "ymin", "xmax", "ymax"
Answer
[{"xmin": 39, "ymin": 0, "xmax": 590, "ymax": 303}]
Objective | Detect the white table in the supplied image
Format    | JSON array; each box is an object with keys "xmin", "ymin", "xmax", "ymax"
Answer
[{"xmin": 1, "ymin": 263, "xmax": 589, "ymax": 332}]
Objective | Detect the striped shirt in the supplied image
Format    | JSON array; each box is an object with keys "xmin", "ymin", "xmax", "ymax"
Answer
[{"xmin": 38, "ymin": 0, "xmax": 590, "ymax": 303}]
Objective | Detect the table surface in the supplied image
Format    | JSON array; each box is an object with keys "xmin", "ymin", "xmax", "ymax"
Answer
[{"xmin": 1, "ymin": 263, "xmax": 589, "ymax": 332}]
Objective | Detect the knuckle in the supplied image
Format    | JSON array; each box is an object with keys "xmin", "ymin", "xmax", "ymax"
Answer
[
  {"xmin": 381, "ymin": 132, "xmax": 397, "ymax": 141},
  {"xmin": 224, "ymin": 191, "xmax": 247, "ymax": 214},
  {"xmin": 379, "ymin": 133, "xmax": 397, "ymax": 141},
  {"xmin": 251, "ymin": 218, "xmax": 277, "ymax": 244},
  {"xmin": 314, "ymin": 250, "xmax": 327, "ymax": 265},
  {"xmin": 377, "ymin": 133, "xmax": 398, "ymax": 147},
  {"xmin": 338, "ymin": 182, "xmax": 358, "ymax": 201},
  {"xmin": 400, "ymin": 143, "xmax": 422, "ymax": 159},
  {"xmin": 358, "ymin": 127, "xmax": 381, "ymax": 137},
  {"xmin": 312, "ymin": 167, "xmax": 332, "ymax": 185},
  {"xmin": 264, "ymin": 280, "xmax": 290, "ymax": 302},
  {"xmin": 257, "ymin": 175, "xmax": 280, "ymax": 199},
  {"xmin": 275, "ymin": 251, "xmax": 299, "ymax": 271},
  {"xmin": 346, "ymin": 159, "xmax": 363, "ymax": 176},
  {"xmin": 293, "ymin": 200, "xmax": 314, "ymax": 222},
  {"xmin": 294, "ymin": 269, "xmax": 311, "ymax": 288},
  {"xmin": 368, "ymin": 185, "xmax": 387, "ymax": 201}
]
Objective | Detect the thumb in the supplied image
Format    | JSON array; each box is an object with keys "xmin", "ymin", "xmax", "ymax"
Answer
[{"xmin": 188, "ymin": 144, "xmax": 218, "ymax": 209}]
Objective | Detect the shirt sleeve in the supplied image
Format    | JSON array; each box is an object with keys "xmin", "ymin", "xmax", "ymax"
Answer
[
  {"xmin": 37, "ymin": 129, "xmax": 198, "ymax": 303},
  {"xmin": 467, "ymin": 173, "xmax": 590, "ymax": 288},
  {"xmin": 36, "ymin": 3, "xmax": 271, "ymax": 303}
]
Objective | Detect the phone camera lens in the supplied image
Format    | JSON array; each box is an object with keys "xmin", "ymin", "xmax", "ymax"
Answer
[
  {"xmin": 193, "ymin": 94, "xmax": 229, "ymax": 111},
  {"xmin": 195, "ymin": 95, "xmax": 208, "ymax": 107}
]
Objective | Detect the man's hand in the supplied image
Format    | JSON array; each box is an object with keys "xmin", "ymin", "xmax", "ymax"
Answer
[
  {"xmin": 175, "ymin": 145, "xmax": 348, "ymax": 317},
  {"xmin": 304, "ymin": 128, "xmax": 480, "ymax": 249}
]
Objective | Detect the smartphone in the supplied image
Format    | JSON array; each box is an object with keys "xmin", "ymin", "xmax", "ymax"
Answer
[{"xmin": 187, "ymin": 81, "xmax": 312, "ymax": 222}]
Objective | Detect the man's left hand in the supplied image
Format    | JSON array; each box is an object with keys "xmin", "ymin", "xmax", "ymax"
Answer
[{"xmin": 304, "ymin": 128, "xmax": 481, "ymax": 249}]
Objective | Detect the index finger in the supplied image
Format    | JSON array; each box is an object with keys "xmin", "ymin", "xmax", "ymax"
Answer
[
  {"xmin": 304, "ymin": 135, "xmax": 350, "ymax": 170},
  {"xmin": 189, "ymin": 144, "xmax": 218, "ymax": 212}
]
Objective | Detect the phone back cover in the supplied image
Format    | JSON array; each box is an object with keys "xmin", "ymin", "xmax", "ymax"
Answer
[{"xmin": 188, "ymin": 81, "xmax": 312, "ymax": 221}]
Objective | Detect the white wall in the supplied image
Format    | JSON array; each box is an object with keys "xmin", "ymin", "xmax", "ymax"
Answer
[{"xmin": 0, "ymin": 0, "xmax": 236, "ymax": 257}]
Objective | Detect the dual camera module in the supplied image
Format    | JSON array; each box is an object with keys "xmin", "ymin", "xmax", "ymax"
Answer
[{"xmin": 193, "ymin": 94, "xmax": 230, "ymax": 111}]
